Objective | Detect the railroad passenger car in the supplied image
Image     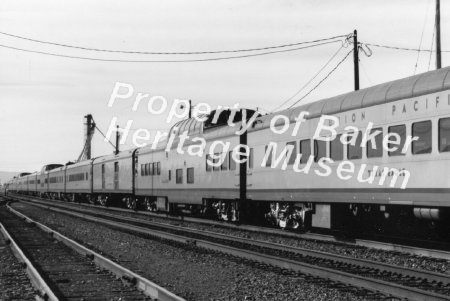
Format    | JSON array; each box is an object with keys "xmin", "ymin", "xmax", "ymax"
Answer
[
  {"xmin": 65, "ymin": 160, "xmax": 92, "ymax": 201},
  {"xmin": 92, "ymin": 150, "xmax": 135, "ymax": 206},
  {"xmin": 134, "ymin": 110, "xmax": 256, "ymax": 218},
  {"xmin": 37, "ymin": 164, "xmax": 63, "ymax": 197},
  {"xmin": 246, "ymin": 66, "xmax": 450, "ymax": 231},
  {"xmin": 47, "ymin": 166, "xmax": 65, "ymax": 199}
]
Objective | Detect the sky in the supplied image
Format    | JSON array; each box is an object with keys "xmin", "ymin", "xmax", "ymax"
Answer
[{"xmin": 0, "ymin": 0, "xmax": 449, "ymax": 174}]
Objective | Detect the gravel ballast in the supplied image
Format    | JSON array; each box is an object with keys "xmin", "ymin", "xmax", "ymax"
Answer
[
  {"xmin": 0, "ymin": 223, "xmax": 36, "ymax": 300},
  {"xmin": 11, "ymin": 202, "xmax": 373, "ymax": 301},
  {"xmin": 63, "ymin": 202, "xmax": 450, "ymax": 275}
]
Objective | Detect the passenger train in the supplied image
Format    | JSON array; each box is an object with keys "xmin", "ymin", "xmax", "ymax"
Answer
[{"xmin": 6, "ymin": 66, "xmax": 450, "ymax": 234}]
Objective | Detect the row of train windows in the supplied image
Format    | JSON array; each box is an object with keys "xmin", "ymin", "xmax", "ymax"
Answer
[
  {"xmin": 27, "ymin": 174, "xmax": 88, "ymax": 185},
  {"xmin": 67, "ymin": 173, "xmax": 88, "ymax": 182},
  {"xmin": 175, "ymin": 167, "xmax": 194, "ymax": 184},
  {"xmin": 265, "ymin": 118, "xmax": 450, "ymax": 166},
  {"xmin": 206, "ymin": 149, "xmax": 254, "ymax": 172},
  {"xmin": 140, "ymin": 162, "xmax": 161, "ymax": 176},
  {"xmin": 49, "ymin": 176, "xmax": 64, "ymax": 183}
]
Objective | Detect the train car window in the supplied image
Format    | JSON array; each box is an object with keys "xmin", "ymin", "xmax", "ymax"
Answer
[
  {"xmin": 388, "ymin": 125, "xmax": 406, "ymax": 156},
  {"xmin": 300, "ymin": 139, "xmax": 311, "ymax": 164},
  {"xmin": 367, "ymin": 128, "xmax": 383, "ymax": 158},
  {"xmin": 86, "ymin": 172, "xmax": 88, "ymax": 180},
  {"xmin": 176, "ymin": 168, "xmax": 183, "ymax": 184},
  {"xmin": 439, "ymin": 118, "xmax": 450, "ymax": 152},
  {"xmin": 229, "ymin": 151, "xmax": 236, "ymax": 171},
  {"xmin": 187, "ymin": 167, "xmax": 194, "ymax": 184},
  {"xmin": 144, "ymin": 163, "xmax": 148, "ymax": 176},
  {"xmin": 314, "ymin": 140, "xmax": 327, "ymax": 162},
  {"xmin": 149, "ymin": 163, "xmax": 154, "ymax": 175},
  {"xmin": 213, "ymin": 153, "xmax": 220, "ymax": 171},
  {"xmin": 206, "ymin": 155, "xmax": 212, "ymax": 172},
  {"xmin": 168, "ymin": 170, "xmax": 171, "ymax": 181},
  {"xmin": 248, "ymin": 148, "xmax": 254, "ymax": 169},
  {"xmin": 286, "ymin": 141, "xmax": 297, "ymax": 165},
  {"xmin": 221, "ymin": 153, "xmax": 228, "ymax": 170},
  {"xmin": 412, "ymin": 120, "xmax": 432, "ymax": 154},
  {"xmin": 264, "ymin": 145, "xmax": 273, "ymax": 167},
  {"xmin": 347, "ymin": 131, "xmax": 362, "ymax": 160},
  {"xmin": 141, "ymin": 164, "xmax": 145, "ymax": 176},
  {"xmin": 330, "ymin": 134, "xmax": 343, "ymax": 161},
  {"xmin": 157, "ymin": 162, "xmax": 161, "ymax": 175}
]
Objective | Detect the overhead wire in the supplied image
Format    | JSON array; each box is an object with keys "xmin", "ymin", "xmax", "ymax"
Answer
[
  {"xmin": 270, "ymin": 43, "xmax": 346, "ymax": 113},
  {"xmin": 427, "ymin": 24, "xmax": 436, "ymax": 71},
  {"xmin": 0, "ymin": 31, "xmax": 349, "ymax": 55},
  {"xmin": 287, "ymin": 49, "xmax": 353, "ymax": 109},
  {"xmin": 92, "ymin": 119, "xmax": 116, "ymax": 149},
  {"xmin": 414, "ymin": 0, "xmax": 432, "ymax": 74},
  {"xmin": 0, "ymin": 40, "xmax": 343, "ymax": 63},
  {"xmin": 363, "ymin": 42, "xmax": 450, "ymax": 53}
]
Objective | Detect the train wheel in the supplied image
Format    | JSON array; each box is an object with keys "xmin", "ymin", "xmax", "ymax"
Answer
[
  {"xmin": 126, "ymin": 198, "xmax": 137, "ymax": 211},
  {"xmin": 98, "ymin": 196, "xmax": 109, "ymax": 207},
  {"xmin": 144, "ymin": 197, "xmax": 155, "ymax": 211}
]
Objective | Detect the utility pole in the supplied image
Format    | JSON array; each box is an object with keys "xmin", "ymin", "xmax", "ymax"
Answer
[
  {"xmin": 84, "ymin": 114, "xmax": 95, "ymax": 160},
  {"xmin": 353, "ymin": 29, "xmax": 360, "ymax": 91},
  {"xmin": 436, "ymin": 0, "xmax": 442, "ymax": 69},
  {"xmin": 238, "ymin": 127, "xmax": 247, "ymax": 222},
  {"xmin": 188, "ymin": 99, "xmax": 192, "ymax": 118},
  {"xmin": 115, "ymin": 125, "xmax": 120, "ymax": 155}
]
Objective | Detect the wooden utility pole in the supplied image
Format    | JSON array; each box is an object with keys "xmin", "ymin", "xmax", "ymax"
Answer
[
  {"xmin": 188, "ymin": 99, "xmax": 192, "ymax": 118},
  {"xmin": 436, "ymin": 0, "xmax": 442, "ymax": 69},
  {"xmin": 353, "ymin": 29, "xmax": 360, "ymax": 90},
  {"xmin": 84, "ymin": 114, "xmax": 95, "ymax": 160},
  {"xmin": 115, "ymin": 125, "xmax": 120, "ymax": 155}
]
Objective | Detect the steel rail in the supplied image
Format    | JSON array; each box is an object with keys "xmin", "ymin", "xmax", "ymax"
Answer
[
  {"xmin": 6, "ymin": 204, "xmax": 185, "ymax": 301},
  {"xmin": 17, "ymin": 197, "xmax": 450, "ymax": 286},
  {"xmin": 12, "ymin": 193, "xmax": 450, "ymax": 260},
  {"xmin": 12, "ymin": 199, "xmax": 450, "ymax": 301},
  {"xmin": 0, "ymin": 220, "xmax": 59, "ymax": 301}
]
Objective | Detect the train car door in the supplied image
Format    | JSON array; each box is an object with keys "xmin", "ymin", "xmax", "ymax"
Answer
[
  {"xmin": 114, "ymin": 162, "xmax": 119, "ymax": 190},
  {"xmin": 101, "ymin": 164, "xmax": 105, "ymax": 189},
  {"xmin": 247, "ymin": 148, "xmax": 253, "ymax": 187}
]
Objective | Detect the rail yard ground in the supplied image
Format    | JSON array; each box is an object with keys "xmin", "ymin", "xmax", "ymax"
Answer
[{"xmin": 2, "ymin": 201, "xmax": 377, "ymax": 301}]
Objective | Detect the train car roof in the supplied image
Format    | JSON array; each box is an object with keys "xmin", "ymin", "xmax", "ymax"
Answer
[
  {"xmin": 251, "ymin": 66, "xmax": 450, "ymax": 130},
  {"xmin": 41, "ymin": 164, "xmax": 64, "ymax": 173},
  {"xmin": 93, "ymin": 148, "xmax": 136, "ymax": 164},
  {"xmin": 65, "ymin": 159, "xmax": 94, "ymax": 169}
]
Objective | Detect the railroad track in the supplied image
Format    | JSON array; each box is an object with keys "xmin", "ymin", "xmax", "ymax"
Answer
[
  {"xmin": 0, "ymin": 199, "xmax": 184, "ymax": 301},
  {"xmin": 10, "ymin": 193, "xmax": 450, "ymax": 260},
  {"xmin": 0, "ymin": 224, "xmax": 37, "ymax": 300},
  {"xmin": 8, "ymin": 195, "xmax": 450, "ymax": 301}
]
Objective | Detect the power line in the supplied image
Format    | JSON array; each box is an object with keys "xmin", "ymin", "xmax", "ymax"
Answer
[
  {"xmin": 0, "ymin": 31, "xmax": 349, "ymax": 55},
  {"xmin": 92, "ymin": 119, "xmax": 116, "ymax": 149},
  {"xmin": 271, "ymin": 44, "xmax": 345, "ymax": 113},
  {"xmin": 287, "ymin": 49, "xmax": 353, "ymax": 109},
  {"xmin": 0, "ymin": 40, "xmax": 343, "ymax": 63},
  {"xmin": 363, "ymin": 42, "xmax": 450, "ymax": 53},
  {"xmin": 428, "ymin": 23, "xmax": 436, "ymax": 71},
  {"xmin": 414, "ymin": 0, "xmax": 433, "ymax": 74}
]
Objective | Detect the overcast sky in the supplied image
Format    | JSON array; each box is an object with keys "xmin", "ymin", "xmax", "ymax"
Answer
[{"xmin": 0, "ymin": 0, "xmax": 449, "ymax": 174}]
